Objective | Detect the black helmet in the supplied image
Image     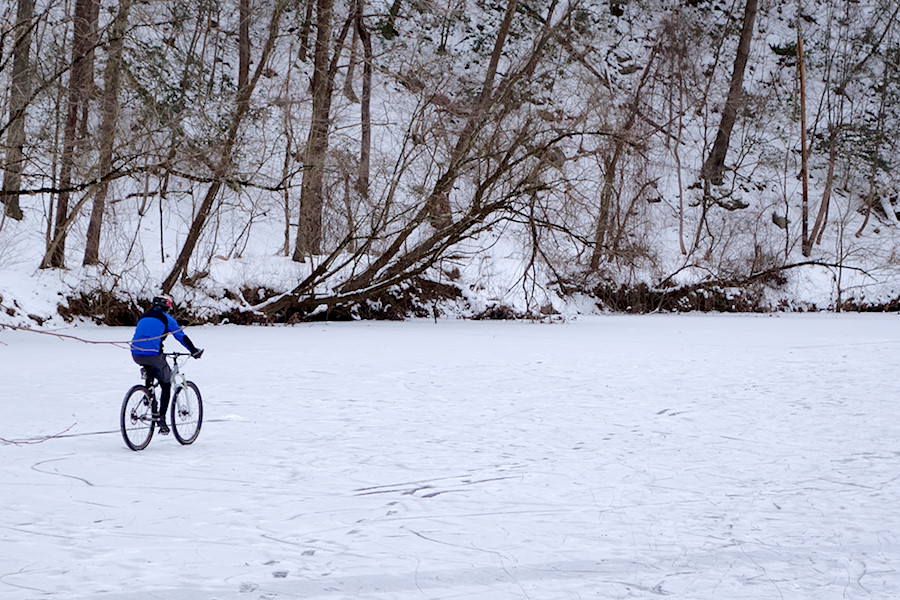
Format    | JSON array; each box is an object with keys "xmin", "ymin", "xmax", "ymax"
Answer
[{"xmin": 152, "ymin": 295, "xmax": 173, "ymax": 310}]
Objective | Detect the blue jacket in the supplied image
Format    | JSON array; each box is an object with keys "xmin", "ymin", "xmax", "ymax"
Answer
[{"xmin": 131, "ymin": 308, "xmax": 193, "ymax": 356}]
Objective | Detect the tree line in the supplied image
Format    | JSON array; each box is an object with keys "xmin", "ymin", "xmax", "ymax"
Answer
[{"xmin": 1, "ymin": 0, "xmax": 898, "ymax": 317}]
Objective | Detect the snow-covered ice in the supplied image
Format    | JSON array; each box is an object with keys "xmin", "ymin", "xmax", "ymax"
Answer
[{"xmin": 1, "ymin": 314, "xmax": 898, "ymax": 599}]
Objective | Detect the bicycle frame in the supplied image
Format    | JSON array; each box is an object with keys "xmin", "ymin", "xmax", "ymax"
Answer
[
  {"xmin": 167, "ymin": 353, "xmax": 190, "ymax": 396},
  {"xmin": 140, "ymin": 352, "xmax": 190, "ymax": 394}
]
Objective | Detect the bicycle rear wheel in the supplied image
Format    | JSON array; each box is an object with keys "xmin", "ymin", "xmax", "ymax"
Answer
[
  {"xmin": 171, "ymin": 381, "xmax": 202, "ymax": 445},
  {"xmin": 121, "ymin": 385, "xmax": 155, "ymax": 451}
]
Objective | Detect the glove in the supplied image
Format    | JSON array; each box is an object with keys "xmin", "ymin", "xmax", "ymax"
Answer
[{"xmin": 191, "ymin": 348, "xmax": 204, "ymax": 359}]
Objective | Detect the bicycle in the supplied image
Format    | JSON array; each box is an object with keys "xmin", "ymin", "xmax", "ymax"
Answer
[{"xmin": 120, "ymin": 352, "xmax": 203, "ymax": 451}]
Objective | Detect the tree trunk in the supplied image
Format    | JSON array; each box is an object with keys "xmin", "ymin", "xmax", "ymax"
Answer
[
  {"xmin": 161, "ymin": 0, "xmax": 292, "ymax": 292},
  {"xmin": 1, "ymin": 0, "xmax": 35, "ymax": 222},
  {"xmin": 239, "ymin": 0, "xmax": 251, "ymax": 92},
  {"xmin": 589, "ymin": 147, "xmax": 621, "ymax": 269},
  {"xmin": 298, "ymin": 0, "xmax": 315, "ymax": 61},
  {"xmin": 83, "ymin": 0, "xmax": 133, "ymax": 265},
  {"xmin": 356, "ymin": 0, "xmax": 372, "ymax": 202},
  {"xmin": 45, "ymin": 0, "xmax": 98, "ymax": 268},
  {"xmin": 808, "ymin": 129, "xmax": 837, "ymax": 249},
  {"xmin": 293, "ymin": 0, "xmax": 338, "ymax": 260},
  {"xmin": 798, "ymin": 27, "xmax": 811, "ymax": 256},
  {"xmin": 700, "ymin": 0, "xmax": 758, "ymax": 186},
  {"xmin": 343, "ymin": 15, "xmax": 360, "ymax": 103},
  {"xmin": 77, "ymin": 0, "xmax": 100, "ymax": 141},
  {"xmin": 280, "ymin": 40, "xmax": 296, "ymax": 256},
  {"xmin": 673, "ymin": 86, "xmax": 687, "ymax": 256}
]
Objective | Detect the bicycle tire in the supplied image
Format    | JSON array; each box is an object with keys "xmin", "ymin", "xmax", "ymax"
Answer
[
  {"xmin": 121, "ymin": 385, "xmax": 155, "ymax": 451},
  {"xmin": 171, "ymin": 381, "xmax": 202, "ymax": 445}
]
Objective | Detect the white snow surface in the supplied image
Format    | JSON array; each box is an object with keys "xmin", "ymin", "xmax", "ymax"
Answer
[{"xmin": 1, "ymin": 315, "xmax": 898, "ymax": 599}]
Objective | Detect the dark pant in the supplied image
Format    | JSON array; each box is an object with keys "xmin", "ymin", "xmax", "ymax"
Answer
[{"xmin": 133, "ymin": 354, "xmax": 172, "ymax": 420}]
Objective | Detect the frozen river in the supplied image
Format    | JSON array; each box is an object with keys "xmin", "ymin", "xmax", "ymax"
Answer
[{"xmin": 1, "ymin": 314, "xmax": 898, "ymax": 599}]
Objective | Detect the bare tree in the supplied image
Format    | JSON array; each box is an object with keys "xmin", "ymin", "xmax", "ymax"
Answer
[
  {"xmin": 805, "ymin": 1, "xmax": 900, "ymax": 254},
  {"xmin": 239, "ymin": 0, "xmax": 251, "ymax": 92},
  {"xmin": 279, "ymin": 39, "xmax": 298, "ymax": 257},
  {"xmin": 355, "ymin": 0, "xmax": 372, "ymax": 203},
  {"xmin": 83, "ymin": 0, "xmax": 134, "ymax": 265},
  {"xmin": 337, "ymin": 0, "xmax": 563, "ymax": 295},
  {"xmin": 342, "ymin": 7, "xmax": 360, "ymax": 103},
  {"xmin": 855, "ymin": 33, "xmax": 894, "ymax": 237},
  {"xmin": 798, "ymin": 23, "xmax": 810, "ymax": 255},
  {"xmin": 43, "ymin": 0, "xmax": 99, "ymax": 268},
  {"xmin": 161, "ymin": 0, "xmax": 293, "ymax": 293},
  {"xmin": 255, "ymin": 0, "xmax": 570, "ymax": 318},
  {"xmin": 700, "ymin": 0, "xmax": 758, "ymax": 186},
  {"xmin": 424, "ymin": 0, "xmax": 520, "ymax": 229},
  {"xmin": 293, "ymin": 0, "xmax": 336, "ymax": 260},
  {"xmin": 298, "ymin": 0, "xmax": 315, "ymax": 61},
  {"xmin": 589, "ymin": 43, "xmax": 660, "ymax": 269},
  {"xmin": 292, "ymin": 0, "xmax": 358, "ymax": 260},
  {"xmin": 1, "ymin": 0, "xmax": 35, "ymax": 221},
  {"xmin": 8, "ymin": 0, "xmax": 900, "ymax": 321}
]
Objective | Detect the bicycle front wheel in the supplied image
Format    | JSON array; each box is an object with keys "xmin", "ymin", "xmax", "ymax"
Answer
[
  {"xmin": 171, "ymin": 381, "xmax": 202, "ymax": 445},
  {"xmin": 121, "ymin": 385, "xmax": 155, "ymax": 451}
]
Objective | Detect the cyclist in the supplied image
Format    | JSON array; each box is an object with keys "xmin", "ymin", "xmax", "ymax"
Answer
[{"xmin": 130, "ymin": 295, "xmax": 203, "ymax": 435}]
